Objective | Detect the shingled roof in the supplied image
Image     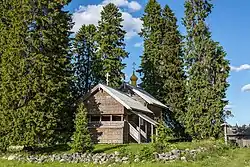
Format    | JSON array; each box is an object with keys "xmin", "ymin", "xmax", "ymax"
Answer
[
  {"xmin": 83, "ymin": 84, "xmax": 153, "ymax": 113},
  {"xmin": 123, "ymin": 83, "xmax": 168, "ymax": 109}
]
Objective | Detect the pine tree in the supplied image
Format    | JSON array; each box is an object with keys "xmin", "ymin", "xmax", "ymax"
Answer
[
  {"xmin": 160, "ymin": 5, "xmax": 186, "ymax": 136},
  {"xmin": 183, "ymin": 0, "xmax": 230, "ymax": 139},
  {"xmin": 0, "ymin": 1, "xmax": 5, "ymax": 150},
  {"xmin": 0, "ymin": 0, "xmax": 73, "ymax": 149},
  {"xmin": 0, "ymin": 0, "xmax": 32, "ymax": 150},
  {"xmin": 96, "ymin": 3, "xmax": 128, "ymax": 88},
  {"xmin": 72, "ymin": 103, "xmax": 93, "ymax": 153},
  {"xmin": 73, "ymin": 24, "xmax": 97, "ymax": 99},
  {"xmin": 140, "ymin": 1, "xmax": 186, "ymax": 136},
  {"xmin": 140, "ymin": 0, "xmax": 162, "ymax": 99}
]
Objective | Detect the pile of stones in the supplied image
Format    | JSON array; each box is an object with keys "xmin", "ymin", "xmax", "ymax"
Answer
[
  {"xmin": 3, "ymin": 151, "xmax": 129, "ymax": 164},
  {"xmin": 1, "ymin": 147, "xmax": 207, "ymax": 164},
  {"xmin": 155, "ymin": 147, "xmax": 207, "ymax": 162}
]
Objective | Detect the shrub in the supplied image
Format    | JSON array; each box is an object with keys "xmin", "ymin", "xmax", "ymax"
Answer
[
  {"xmin": 156, "ymin": 121, "xmax": 173, "ymax": 142},
  {"xmin": 71, "ymin": 103, "xmax": 93, "ymax": 153},
  {"xmin": 152, "ymin": 121, "xmax": 173, "ymax": 153},
  {"xmin": 137, "ymin": 146, "xmax": 155, "ymax": 160}
]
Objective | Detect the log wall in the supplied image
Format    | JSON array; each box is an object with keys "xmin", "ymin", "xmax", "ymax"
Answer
[
  {"xmin": 89, "ymin": 121, "xmax": 124, "ymax": 143},
  {"xmin": 84, "ymin": 89, "xmax": 124, "ymax": 115}
]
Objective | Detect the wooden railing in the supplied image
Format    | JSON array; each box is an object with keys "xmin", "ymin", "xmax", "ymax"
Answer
[
  {"xmin": 128, "ymin": 122, "xmax": 148, "ymax": 143},
  {"xmin": 128, "ymin": 122, "xmax": 140, "ymax": 143},
  {"xmin": 88, "ymin": 121, "xmax": 124, "ymax": 128}
]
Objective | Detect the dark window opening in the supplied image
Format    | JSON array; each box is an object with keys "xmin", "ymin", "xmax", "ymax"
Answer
[
  {"xmin": 101, "ymin": 115, "xmax": 111, "ymax": 121},
  {"xmin": 112, "ymin": 115, "xmax": 122, "ymax": 121},
  {"xmin": 91, "ymin": 116, "xmax": 100, "ymax": 122}
]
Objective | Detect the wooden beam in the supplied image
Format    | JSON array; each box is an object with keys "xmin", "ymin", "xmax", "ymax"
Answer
[
  {"xmin": 151, "ymin": 124, "xmax": 154, "ymax": 143},
  {"xmin": 138, "ymin": 117, "xmax": 141, "ymax": 143},
  {"xmin": 145, "ymin": 121, "xmax": 148, "ymax": 142}
]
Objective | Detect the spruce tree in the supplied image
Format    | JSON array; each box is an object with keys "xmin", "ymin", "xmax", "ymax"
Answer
[
  {"xmin": 0, "ymin": 0, "xmax": 73, "ymax": 149},
  {"xmin": 72, "ymin": 103, "xmax": 93, "ymax": 153},
  {"xmin": 140, "ymin": 0, "xmax": 162, "ymax": 99},
  {"xmin": 160, "ymin": 5, "xmax": 186, "ymax": 135},
  {"xmin": 0, "ymin": 0, "xmax": 32, "ymax": 150},
  {"xmin": 96, "ymin": 3, "xmax": 128, "ymax": 88},
  {"xmin": 140, "ymin": 1, "xmax": 186, "ymax": 136},
  {"xmin": 73, "ymin": 24, "xmax": 97, "ymax": 99},
  {"xmin": 183, "ymin": 0, "xmax": 230, "ymax": 139}
]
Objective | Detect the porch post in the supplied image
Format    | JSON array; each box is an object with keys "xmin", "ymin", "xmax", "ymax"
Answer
[
  {"xmin": 151, "ymin": 124, "xmax": 154, "ymax": 143},
  {"xmin": 145, "ymin": 121, "xmax": 148, "ymax": 142},
  {"xmin": 138, "ymin": 117, "xmax": 141, "ymax": 143}
]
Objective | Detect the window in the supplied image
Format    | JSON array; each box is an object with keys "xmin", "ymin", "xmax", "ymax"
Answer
[
  {"xmin": 91, "ymin": 116, "xmax": 100, "ymax": 122},
  {"xmin": 101, "ymin": 115, "xmax": 111, "ymax": 121},
  {"xmin": 112, "ymin": 115, "xmax": 122, "ymax": 121}
]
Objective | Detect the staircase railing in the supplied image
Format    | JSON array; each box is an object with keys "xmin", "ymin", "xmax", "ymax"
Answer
[{"xmin": 128, "ymin": 122, "xmax": 140, "ymax": 142}]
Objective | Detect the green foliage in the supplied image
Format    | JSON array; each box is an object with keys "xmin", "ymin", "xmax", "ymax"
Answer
[
  {"xmin": 137, "ymin": 146, "xmax": 155, "ymax": 160},
  {"xmin": 183, "ymin": 0, "xmax": 230, "ymax": 139},
  {"xmin": 72, "ymin": 103, "xmax": 93, "ymax": 153},
  {"xmin": 0, "ymin": 0, "xmax": 73, "ymax": 150},
  {"xmin": 156, "ymin": 121, "xmax": 173, "ymax": 142},
  {"xmin": 140, "ymin": 0, "xmax": 186, "ymax": 137},
  {"xmin": 140, "ymin": 0, "xmax": 162, "ymax": 98},
  {"xmin": 152, "ymin": 121, "xmax": 173, "ymax": 153},
  {"xmin": 73, "ymin": 24, "xmax": 97, "ymax": 99},
  {"xmin": 95, "ymin": 3, "xmax": 128, "ymax": 88}
]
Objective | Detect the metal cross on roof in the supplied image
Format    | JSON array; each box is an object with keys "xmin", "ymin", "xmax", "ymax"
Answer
[{"xmin": 106, "ymin": 72, "xmax": 110, "ymax": 86}]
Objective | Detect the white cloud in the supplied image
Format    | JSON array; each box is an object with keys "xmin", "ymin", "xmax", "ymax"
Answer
[
  {"xmin": 241, "ymin": 84, "xmax": 250, "ymax": 92},
  {"xmin": 134, "ymin": 42, "xmax": 143, "ymax": 47},
  {"xmin": 72, "ymin": 1, "xmax": 142, "ymax": 39},
  {"xmin": 230, "ymin": 64, "xmax": 250, "ymax": 72},
  {"xmin": 103, "ymin": 0, "xmax": 142, "ymax": 11},
  {"xmin": 121, "ymin": 12, "xmax": 142, "ymax": 39},
  {"xmin": 72, "ymin": 5, "xmax": 102, "ymax": 33}
]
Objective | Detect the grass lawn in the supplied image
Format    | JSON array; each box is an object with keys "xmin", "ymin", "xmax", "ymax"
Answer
[
  {"xmin": 1, "ymin": 140, "xmax": 250, "ymax": 167},
  {"xmin": 92, "ymin": 139, "xmax": 222, "ymax": 154}
]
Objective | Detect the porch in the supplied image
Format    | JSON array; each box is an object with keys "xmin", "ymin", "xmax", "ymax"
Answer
[{"xmin": 126, "ymin": 110, "xmax": 158, "ymax": 143}]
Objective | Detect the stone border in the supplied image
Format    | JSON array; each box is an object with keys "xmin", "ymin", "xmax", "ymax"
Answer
[{"xmin": 1, "ymin": 147, "xmax": 207, "ymax": 164}]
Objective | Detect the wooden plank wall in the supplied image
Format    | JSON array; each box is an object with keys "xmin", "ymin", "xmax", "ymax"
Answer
[{"xmin": 84, "ymin": 89, "xmax": 124, "ymax": 115}]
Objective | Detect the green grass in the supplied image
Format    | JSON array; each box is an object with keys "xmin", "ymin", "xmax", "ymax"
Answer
[
  {"xmin": 93, "ymin": 139, "xmax": 224, "ymax": 154},
  {"xmin": 1, "ymin": 148, "xmax": 250, "ymax": 167},
  {"xmin": 93, "ymin": 143, "xmax": 148, "ymax": 154},
  {"xmin": 1, "ymin": 140, "xmax": 249, "ymax": 167}
]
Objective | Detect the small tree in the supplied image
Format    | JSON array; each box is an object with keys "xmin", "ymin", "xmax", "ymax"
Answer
[
  {"xmin": 72, "ymin": 103, "xmax": 93, "ymax": 153},
  {"xmin": 156, "ymin": 121, "xmax": 173, "ymax": 142},
  {"xmin": 153, "ymin": 121, "xmax": 173, "ymax": 153}
]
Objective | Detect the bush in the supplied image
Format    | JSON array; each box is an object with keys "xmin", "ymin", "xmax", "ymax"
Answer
[
  {"xmin": 137, "ymin": 145, "xmax": 155, "ymax": 160},
  {"xmin": 71, "ymin": 103, "xmax": 93, "ymax": 153},
  {"xmin": 152, "ymin": 121, "xmax": 173, "ymax": 153},
  {"xmin": 156, "ymin": 121, "xmax": 173, "ymax": 140}
]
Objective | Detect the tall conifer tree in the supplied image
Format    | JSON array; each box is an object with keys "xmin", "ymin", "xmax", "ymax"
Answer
[
  {"xmin": 160, "ymin": 5, "xmax": 186, "ymax": 135},
  {"xmin": 183, "ymin": 0, "xmax": 230, "ymax": 139},
  {"xmin": 0, "ymin": 0, "xmax": 73, "ymax": 149},
  {"xmin": 140, "ymin": 1, "xmax": 186, "ymax": 136},
  {"xmin": 96, "ymin": 3, "xmax": 128, "ymax": 88},
  {"xmin": 73, "ymin": 24, "xmax": 97, "ymax": 99},
  {"xmin": 0, "ymin": 0, "xmax": 32, "ymax": 150},
  {"xmin": 140, "ymin": 0, "xmax": 162, "ymax": 99}
]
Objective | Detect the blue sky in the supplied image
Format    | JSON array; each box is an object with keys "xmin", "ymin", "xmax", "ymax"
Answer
[{"xmin": 65, "ymin": 0, "xmax": 250, "ymax": 125}]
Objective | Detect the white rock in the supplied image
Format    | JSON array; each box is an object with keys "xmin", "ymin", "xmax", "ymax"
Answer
[
  {"xmin": 181, "ymin": 156, "xmax": 187, "ymax": 161},
  {"xmin": 8, "ymin": 155, "xmax": 16, "ymax": 161}
]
